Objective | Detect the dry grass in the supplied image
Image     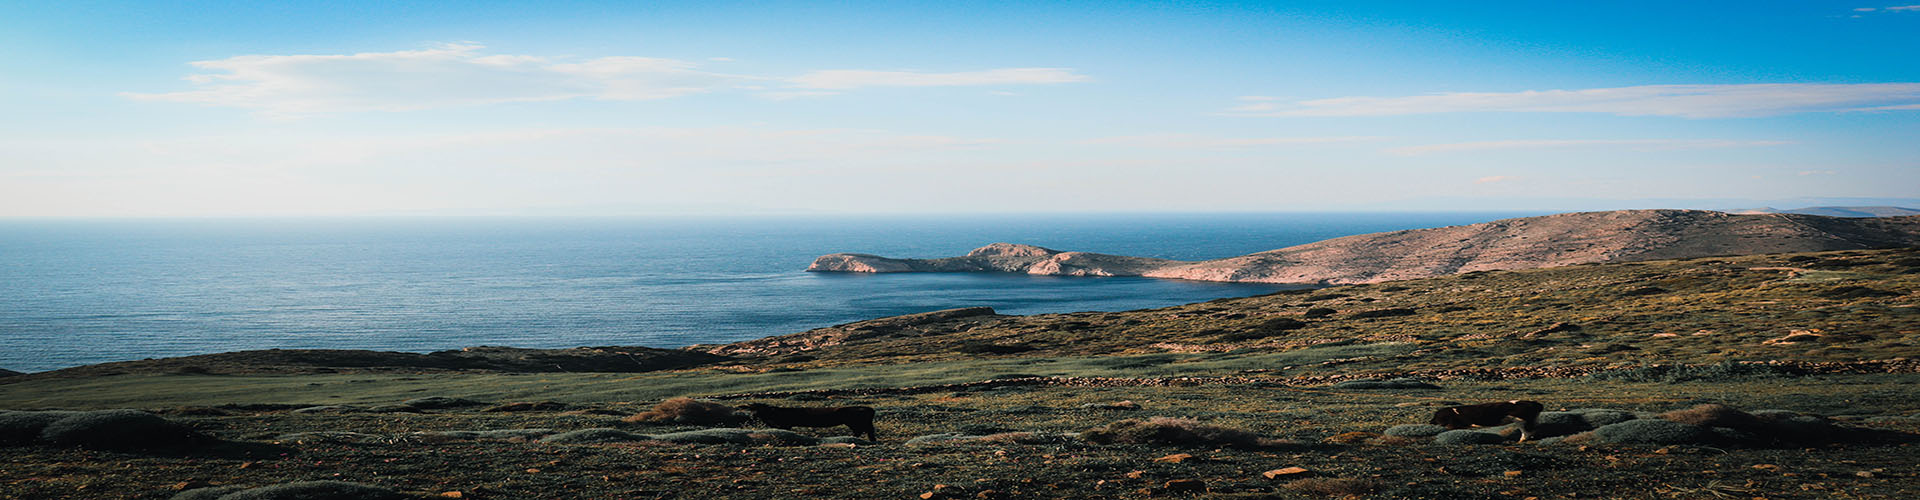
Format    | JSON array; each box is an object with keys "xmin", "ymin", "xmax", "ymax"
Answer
[{"xmin": 622, "ymin": 397, "xmax": 739, "ymax": 425}]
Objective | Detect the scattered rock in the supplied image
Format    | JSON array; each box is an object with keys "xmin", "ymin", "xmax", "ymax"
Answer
[
  {"xmin": 1153, "ymin": 453, "xmax": 1196, "ymax": 463},
  {"xmin": 1263, "ymin": 467, "xmax": 1310, "ymax": 479},
  {"xmin": 1589, "ymin": 419, "xmax": 1711, "ymax": 445},
  {"xmin": 1081, "ymin": 400, "xmax": 1141, "ymax": 410},
  {"xmin": 1322, "ymin": 431, "xmax": 1378, "ymax": 444},
  {"xmin": 1382, "ymin": 424, "xmax": 1448, "ymax": 437},
  {"xmin": 1162, "ymin": 479, "xmax": 1207, "ymax": 493},
  {"xmin": 1433, "ymin": 429, "xmax": 1506, "ymax": 445}
]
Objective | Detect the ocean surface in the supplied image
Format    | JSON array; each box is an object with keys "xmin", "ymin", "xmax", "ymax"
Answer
[{"xmin": 0, "ymin": 212, "xmax": 1533, "ymax": 372}]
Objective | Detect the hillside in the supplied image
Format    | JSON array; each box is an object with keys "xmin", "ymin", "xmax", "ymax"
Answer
[
  {"xmin": 1728, "ymin": 206, "xmax": 1920, "ymax": 217},
  {"xmin": 3, "ymin": 247, "xmax": 1918, "ymax": 500},
  {"xmin": 810, "ymin": 209, "xmax": 1920, "ymax": 284},
  {"xmin": 737, "ymin": 246, "xmax": 1920, "ymax": 375}
]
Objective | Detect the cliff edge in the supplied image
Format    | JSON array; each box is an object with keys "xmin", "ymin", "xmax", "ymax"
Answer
[{"xmin": 808, "ymin": 210, "xmax": 1920, "ymax": 284}]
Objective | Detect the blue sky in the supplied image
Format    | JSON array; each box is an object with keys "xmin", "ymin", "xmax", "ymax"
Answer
[{"xmin": 2, "ymin": 1, "xmax": 1917, "ymax": 216}]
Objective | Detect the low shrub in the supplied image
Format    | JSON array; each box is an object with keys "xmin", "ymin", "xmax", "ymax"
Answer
[
  {"xmin": 1659, "ymin": 404, "xmax": 1762, "ymax": 431},
  {"xmin": 1080, "ymin": 417, "xmax": 1261, "ymax": 448},
  {"xmin": 1219, "ymin": 318, "xmax": 1309, "ymax": 341},
  {"xmin": 623, "ymin": 397, "xmax": 740, "ymax": 425},
  {"xmin": 976, "ymin": 431, "xmax": 1078, "ymax": 445},
  {"xmin": 649, "ymin": 428, "xmax": 815, "ymax": 445},
  {"xmin": 414, "ymin": 429, "xmax": 555, "ymax": 441},
  {"xmin": 1347, "ymin": 308, "xmax": 1416, "ymax": 319},
  {"xmin": 38, "ymin": 410, "xmax": 207, "ymax": 450},
  {"xmin": 958, "ymin": 342, "xmax": 1037, "ymax": 354},
  {"xmin": 1569, "ymin": 409, "xmax": 1638, "ymax": 427},
  {"xmin": 1759, "ymin": 415, "xmax": 1843, "ymax": 444},
  {"xmin": 909, "ymin": 431, "xmax": 1078, "ymax": 446},
  {"xmin": 541, "ymin": 428, "xmax": 647, "ymax": 444},
  {"xmin": 1820, "ymin": 286, "xmax": 1900, "ymax": 299},
  {"xmin": 483, "ymin": 401, "xmax": 567, "ymax": 412},
  {"xmin": 178, "ymin": 481, "xmax": 410, "ymax": 500},
  {"xmin": 1585, "ymin": 362, "xmax": 1795, "ymax": 383},
  {"xmin": 276, "ymin": 432, "xmax": 385, "ymax": 445},
  {"xmin": 1589, "ymin": 419, "xmax": 1710, "ymax": 445},
  {"xmin": 905, "ymin": 433, "xmax": 974, "ymax": 445},
  {"xmin": 1529, "ymin": 412, "xmax": 1593, "ymax": 438},
  {"xmin": 1331, "ymin": 378, "xmax": 1439, "ymax": 390},
  {"xmin": 0, "ymin": 410, "xmax": 79, "ymax": 446},
  {"xmin": 1382, "ymin": 424, "xmax": 1448, "ymax": 437},
  {"xmin": 1433, "ymin": 429, "xmax": 1505, "ymax": 445},
  {"xmin": 1302, "ymin": 308, "xmax": 1336, "ymax": 318},
  {"xmin": 399, "ymin": 396, "xmax": 482, "ymax": 409},
  {"xmin": 1618, "ymin": 286, "xmax": 1668, "ymax": 297},
  {"xmin": 289, "ymin": 405, "xmax": 357, "ymax": 414},
  {"xmin": 170, "ymin": 486, "xmax": 249, "ymax": 500}
]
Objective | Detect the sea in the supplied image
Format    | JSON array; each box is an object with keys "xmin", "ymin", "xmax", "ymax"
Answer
[{"xmin": 0, "ymin": 212, "xmax": 1535, "ymax": 372}]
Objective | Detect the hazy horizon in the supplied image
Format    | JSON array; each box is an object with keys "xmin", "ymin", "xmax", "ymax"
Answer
[{"xmin": 4, "ymin": 2, "xmax": 1917, "ymax": 216}]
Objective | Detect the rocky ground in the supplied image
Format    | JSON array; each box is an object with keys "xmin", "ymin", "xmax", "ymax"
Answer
[{"xmin": 4, "ymin": 247, "xmax": 1919, "ymax": 499}]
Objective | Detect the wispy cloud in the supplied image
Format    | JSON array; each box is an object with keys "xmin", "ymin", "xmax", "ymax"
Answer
[
  {"xmin": 785, "ymin": 68, "xmax": 1089, "ymax": 89},
  {"xmin": 1387, "ymin": 139, "xmax": 1791, "ymax": 156},
  {"xmin": 1230, "ymin": 83, "xmax": 1920, "ymax": 118},
  {"xmin": 1077, "ymin": 133, "xmax": 1380, "ymax": 149},
  {"xmin": 125, "ymin": 44, "xmax": 739, "ymax": 114},
  {"xmin": 126, "ymin": 44, "xmax": 1091, "ymax": 113}
]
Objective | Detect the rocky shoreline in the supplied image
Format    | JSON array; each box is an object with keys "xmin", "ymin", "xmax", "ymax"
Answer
[{"xmin": 809, "ymin": 209, "xmax": 1920, "ymax": 284}]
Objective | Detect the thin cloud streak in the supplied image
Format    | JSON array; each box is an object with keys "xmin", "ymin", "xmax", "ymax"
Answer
[
  {"xmin": 1232, "ymin": 84, "xmax": 1920, "ymax": 118},
  {"xmin": 1387, "ymin": 139, "xmax": 1791, "ymax": 156},
  {"xmin": 786, "ymin": 68, "xmax": 1089, "ymax": 89},
  {"xmin": 1077, "ymin": 134, "xmax": 1381, "ymax": 149},
  {"xmin": 126, "ymin": 44, "xmax": 1091, "ymax": 113}
]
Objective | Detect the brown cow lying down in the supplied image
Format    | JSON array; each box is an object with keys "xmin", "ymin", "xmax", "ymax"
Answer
[
  {"xmin": 739, "ymin": 403, "xmax": 877, "ymax": 441},
  {"xmin": 1431, "ymin": 400, "xmax": 1545, "ymax": 442}
]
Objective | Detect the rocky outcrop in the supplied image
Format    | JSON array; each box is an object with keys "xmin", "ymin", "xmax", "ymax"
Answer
[
  {"xmin": 809, "ymin": 210, "xmax": 1920, "ymax": 284},
  {"xmin": 696, "ymin": 307, "xmax": 1005, "ymax": 357},
  {"xmin": 1726, "ymin": 206, "xmax": 1920, "ymax": 218},
  {"xmin": 808, "ymin": 243, "xmax": 1177, "ymax": 277},
  {"xmin": 4, "ymin": 346, "xmax": 730, "ymax": 380}
]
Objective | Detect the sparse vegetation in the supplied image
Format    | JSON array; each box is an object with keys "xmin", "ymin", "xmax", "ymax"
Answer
[
  {"xmin": 1284, "ymin": 477, "xmax": 1383, "ymax": 497},
  {"xmin": 622, "ymin": 397, "xmax": 740, "ymax": 425},
  {"xmin": 175, "ymin": 481, "xmax": 410, "ymax": 500},
  {"xmin": 1080, "ymin": 417, "xmax": 1263, "ymax": 447},
  {"xmin": 0, "ymin": 248, "xmax": 1917, "ymax": 499},
  {"xmin": 1331, "ymin": 377, "xmax": 1439, "ymax": 389}
]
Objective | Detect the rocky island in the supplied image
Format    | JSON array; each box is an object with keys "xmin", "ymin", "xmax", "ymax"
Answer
[{"xmin": 809, "ymin": 209, "xmax": 1920, "ymax": 284}]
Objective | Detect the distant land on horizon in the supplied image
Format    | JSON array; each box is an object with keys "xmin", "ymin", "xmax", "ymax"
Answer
[
  {"xmin": 810, "ymin": 209, "xmax": 1920, "ymax": 284},
  {"xmin": 1725, "ymin": 206, "xmax": 1920, "ymax": 218}
]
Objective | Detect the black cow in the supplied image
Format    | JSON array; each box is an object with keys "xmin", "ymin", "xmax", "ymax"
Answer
[
  {"xmin": 739, "ymin": 403, "xmax": 877, "ymax": 441},
  {"xmin": 1431, "ymin": 400, "xmax": 1545, "ymax": 442}
]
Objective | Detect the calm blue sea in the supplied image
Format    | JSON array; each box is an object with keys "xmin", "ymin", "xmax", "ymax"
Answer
[{"xmin": 0, "ymin": 213, "xmax": 1531, "ymax": 372}]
